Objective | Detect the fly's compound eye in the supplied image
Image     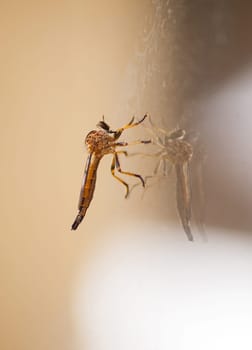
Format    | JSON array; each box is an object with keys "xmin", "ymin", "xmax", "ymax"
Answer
[{"xmin": 85, "ymin": 130, "xmax": 96, "ymax": 145}]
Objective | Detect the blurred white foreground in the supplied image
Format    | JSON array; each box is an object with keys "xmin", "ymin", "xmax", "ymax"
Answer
[{"xmin": 72, "ymin": 222, "xmax": 252, "ymax": 350}]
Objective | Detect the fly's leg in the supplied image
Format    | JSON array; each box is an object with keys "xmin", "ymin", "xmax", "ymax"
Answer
[
  {"xmin": 153, "ymin": 156, "xmax": 167, "ymax": 175},
  {"xmin": 141, "ymin": 115, "xmax": 173, "ymax": 148},
  {"xmin": 156, "ymin": 157, "xmax": 173, "ymax": 177},
  {"xmin": 140, "ymin": 156, "xmax": 165, "ymax": 188},
  {"xmin": 115, "ymin": 139, "xmax": 151, "ymax": 147},
  {"xmin": 122, "ymin": 150, "xmax": 169, "ymax": 190},
  {"xmin": 142, "ymin": 118, "xmax": 165, "ymax": 148},
  {"xmin": 111, "ymin": 130, "xmax": 150, "ymax": 197},
  {"xmin": 111, "ymin": 155, "xmax": 130, "ymax": 198},
  {"xmin": 144, "ymin": 116, "xmax": 185, "ymax": 148},
  {"xmin": 143, "ymin": 156, "xmax": 172, "ymax": 190},
  {"xmin": 115, "ymin": 150, "xmax": 128, "ymax": 157},
  {"xmin": 119, "ymin": 113, "xmax": 149, "ymax": 131},
  {"xmin": 112, "ymin": 114, "xmax": 149, "ymax": 137},
  {"xmin": 149, "ymin": 115, "xmax": 166, "ymax": 133},
  {"xmin": 111, "ymin": 151, "xmax": 146, "ymax": 198},
  {"xmin": 114, "ymin": 153, "xmax": 145, "ymax": 188}
]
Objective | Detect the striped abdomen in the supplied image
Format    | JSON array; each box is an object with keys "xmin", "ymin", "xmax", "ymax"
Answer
[{"xmin": 71, "ymin": 154, "xmax": 101, "ymax": 230}]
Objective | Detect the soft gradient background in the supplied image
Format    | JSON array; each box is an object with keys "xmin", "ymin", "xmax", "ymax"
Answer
[{"xmin": 1, "ymin": 1, "xmax": 252, "ymax": 350}]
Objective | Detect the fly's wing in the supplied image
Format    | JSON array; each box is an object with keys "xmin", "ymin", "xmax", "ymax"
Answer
[{"xmin": 175, "ymin": 162, "xmax": 193, "ymax": 241}]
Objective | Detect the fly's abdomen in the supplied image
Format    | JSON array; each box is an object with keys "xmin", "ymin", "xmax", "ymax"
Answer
[{"xmin": 71, "ymin": 154, "xmax": 101, "ymax": 230}]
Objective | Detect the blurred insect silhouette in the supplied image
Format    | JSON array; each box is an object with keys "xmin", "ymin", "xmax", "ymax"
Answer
[
  {"xmin": 71, "ymin": 115, "xmax": 150, "ymax": 230},
  {"xmin": 145, "ymin": 118, "xmax": 194, "ymax": 241}
]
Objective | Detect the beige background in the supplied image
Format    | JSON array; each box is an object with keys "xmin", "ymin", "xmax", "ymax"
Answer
[{"xmin": 1, "ymin": 1, "xmax": 252, "ymax": 350}]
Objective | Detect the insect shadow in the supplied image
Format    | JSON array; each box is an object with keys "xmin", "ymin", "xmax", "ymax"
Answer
[{"xmin": 131, "ymin": 116, "xmax": 206, "ymax": 242}]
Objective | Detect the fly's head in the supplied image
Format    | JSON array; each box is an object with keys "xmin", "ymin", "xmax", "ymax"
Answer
[{"xmin": 97, "ymin": 116, "xmax": 122, "ymax": 140}]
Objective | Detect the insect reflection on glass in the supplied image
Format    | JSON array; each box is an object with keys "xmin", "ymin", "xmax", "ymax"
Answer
[
  {"xmin": 146, "ymin": 118, "xmax": 194, "ymax": 241},
  {"xmin": 71, "ymin": 115, "xmax": 150, "ymax": 230}
]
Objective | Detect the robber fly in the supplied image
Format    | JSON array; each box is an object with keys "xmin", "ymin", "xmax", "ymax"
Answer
[
  {"xmin": 71, "ymin": 114, "xmax": 150, "ymax": 230},
  {"xmin": 146, "ymin": 118, "xmax": 194, "ymax": 241}
]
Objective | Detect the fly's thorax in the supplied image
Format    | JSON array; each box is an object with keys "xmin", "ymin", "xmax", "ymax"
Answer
[
  {"xmin": 85, "ymin": 130, "xmax": 115, "ymax": 156},
  {"xmin": 165, "ymin": 139, "xmax": 193, "ymax": 164}
]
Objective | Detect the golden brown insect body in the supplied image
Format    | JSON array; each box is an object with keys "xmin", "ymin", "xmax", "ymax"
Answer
[{"xmin": 71, "ymin": 115, "xmax": 149, "ymax": 230}]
